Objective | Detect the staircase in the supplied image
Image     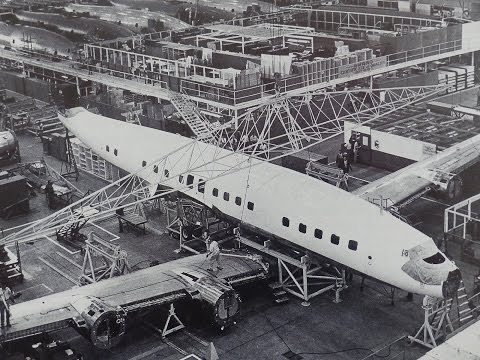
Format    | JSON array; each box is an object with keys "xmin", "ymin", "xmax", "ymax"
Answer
[
  {"xmin": 269, "ymin": 282, "xmax": 289, "ymax": 304},
  {"xmin": 168, "ymin": 91, "xmax": 216, "ymax": 143},
  {"xmin": 56, "ymin": 206, "xmax": 99, "ymax": 242},
  {"xmin": 454, "ymin": 280, "xmax": 474, "ymax": 325}
]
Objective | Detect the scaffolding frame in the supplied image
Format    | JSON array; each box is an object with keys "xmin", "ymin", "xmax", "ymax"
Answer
[
  {"xmin": 80, "ymin": 232, "xmax": 130, "ymax": 284},
  {"xmin": 444, "ymin": 192, "xmax": 480, "ymax": 260},
  {"xmin": 409, "ymin": 296, "xmax": 454, "ymax": 349},
  {"xmin": 237, "ymin": 236, "xmax": 347, "ymax": 305}
]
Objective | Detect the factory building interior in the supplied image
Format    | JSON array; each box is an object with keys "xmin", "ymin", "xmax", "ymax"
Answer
[{"xmin": 0, "ymin": 0, "xmax": 480, "ymax": 359}]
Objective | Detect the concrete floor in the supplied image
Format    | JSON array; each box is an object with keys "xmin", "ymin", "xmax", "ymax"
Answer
[{"xmin": 0, "ymin": 101, "xmax": 480, "ymax": 359}]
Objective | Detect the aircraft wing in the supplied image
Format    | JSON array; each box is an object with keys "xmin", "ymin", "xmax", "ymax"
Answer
[
  {"xmin": 2, "ymin": 259, "xmax": 192, "ymax": 343},
  {"xmin": 353, "ymin": 133, "xmax": 480, "ymax": 207},
  {"xmin": 2, "ymin": 253, "xmax": 267, "ymax": 345}
]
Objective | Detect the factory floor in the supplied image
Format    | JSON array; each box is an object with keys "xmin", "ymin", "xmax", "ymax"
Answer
[{"xmin": 0, "ymin": 128, "xmax": 479, "ymax": 360}]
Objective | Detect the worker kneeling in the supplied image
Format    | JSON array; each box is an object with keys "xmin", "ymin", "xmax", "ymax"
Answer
[{"xmin": 206, "ymin": 237, "xmax": 222, "ymax": 272}]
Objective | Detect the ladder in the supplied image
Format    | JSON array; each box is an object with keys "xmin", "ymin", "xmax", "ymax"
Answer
[
  {"xmin": 168, "ymin": 90, "xmax": 216, "ymax": 143},
  {"xmin": 454, "ymin": 280, "xmax": 474, "ymax": 325},
  {"xmin": 61, "ymin": 129, "xmax": 79, "ymax": 181}
]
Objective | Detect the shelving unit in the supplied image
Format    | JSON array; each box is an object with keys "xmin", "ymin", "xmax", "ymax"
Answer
[{"xmin": 71, "ymin": 138, "xmax": 121, "ymax": 182}]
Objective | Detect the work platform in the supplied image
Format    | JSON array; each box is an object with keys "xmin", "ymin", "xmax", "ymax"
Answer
[
  {"xmin": 0, "ymin": 22, "xmax": 478, "ymax": 116},
  {"xmin": 0, "ymin": 251, "xmax": 268, "ymax": 346}
]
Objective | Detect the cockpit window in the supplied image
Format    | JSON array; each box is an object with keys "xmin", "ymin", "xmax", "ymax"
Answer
[{"xmin": 423, "ymin": 252, "xmax": 445, "ymax": 264}]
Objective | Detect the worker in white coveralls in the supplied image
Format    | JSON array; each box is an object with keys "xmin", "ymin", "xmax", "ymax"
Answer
[{"xmin": 206, "ymin": 237, "xmax": 222, "ymax": 272}]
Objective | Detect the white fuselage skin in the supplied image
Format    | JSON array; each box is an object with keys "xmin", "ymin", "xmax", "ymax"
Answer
[{"xmin": 61, "ymin": 108, "xmax": 458, "ymax": 298}]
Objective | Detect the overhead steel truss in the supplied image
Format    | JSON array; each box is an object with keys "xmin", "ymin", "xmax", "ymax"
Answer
[
  {"xmin": 208, "ymin": 84, "xmax": 450, "ymax": 159},
  {"xmin": 0, "ymin": 84, "xmax": 449, "ymax": 247}
]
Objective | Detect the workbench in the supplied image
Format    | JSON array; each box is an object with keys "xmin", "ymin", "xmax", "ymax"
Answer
[{"xmin": 116, "ymin": 213, "xmax": 147, "ymax": 235}]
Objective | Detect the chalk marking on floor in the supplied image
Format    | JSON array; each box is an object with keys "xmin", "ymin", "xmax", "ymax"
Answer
[
  {"xmin": 39, "ymin": 257, "xmax": 78, "ymax": 285},
  {"xmin": 127, "ymin": 343, "xmax": 170, "ymax": 360},
  {"xmin": 142, "ymin": 321, "xmax": 188, "ymax": 356},
  {"xmin": 18, "ymin": 283, "xmax": 54, "ymax": 295},
  {"xmin": 44, "ymin": 235, "xmax": 81, "ymax": 255},
  {"xmin": 55, "ymin": 251, "xmax": 82, "ymax": 269}
]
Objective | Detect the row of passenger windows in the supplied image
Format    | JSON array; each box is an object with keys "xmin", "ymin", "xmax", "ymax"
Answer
[
  {"xmin": 105, "ymin": 145, "xmax": 118, "ymax": 156},
  {"xmin": 282, "ymin": 216, "xmax": 358, "ymax": 251},
  {"xmin": 166, "ymin": 170, "xmax": 256, "ymax": 211},
  {"xmin": 212, "ymin": 187, "xmax": 255, "ymax": 211},
  {"xmin": 112, "ymin": 153, "xmax": 355, "ymax": 250},
  {"xmin": 116, "ymin": 153, "xmax": 356, "ymax": 252},
  {"xmin": 127, "ymin": 157, "xmax": 256, "ymax": 212}
]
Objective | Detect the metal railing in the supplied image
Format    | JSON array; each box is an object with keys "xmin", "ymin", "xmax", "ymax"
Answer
[{"xmin": 0, "ymin": 34, "xmax": 476, "ymax": 110}]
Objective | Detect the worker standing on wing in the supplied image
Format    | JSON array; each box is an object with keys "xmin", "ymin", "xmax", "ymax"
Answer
[
  {"xmin": 0, "ymin": 283, "xmax": 12, "ymax": 328},
  {"xmin": 206, "ymin": 237, "xmax": 222, "ymax": 272}
]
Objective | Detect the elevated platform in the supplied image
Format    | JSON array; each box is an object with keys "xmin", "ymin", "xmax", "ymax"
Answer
[{"xmin": 0, "ymin": 21, "xmax": 479, "ymax": 113}]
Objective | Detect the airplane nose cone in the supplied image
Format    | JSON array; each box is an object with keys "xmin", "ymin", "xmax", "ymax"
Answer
[{"xmin": 442, "ymin": 268, "xmax": 462, "ymax": 298}]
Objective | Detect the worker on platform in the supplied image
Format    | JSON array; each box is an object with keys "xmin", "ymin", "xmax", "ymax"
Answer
[
  {"xmin": 0, "ymin": 283, "xmax": 12, "ymax": 328},
  {"xmin": 206, "ymin": 237, "xmax": 222, "ymax": 272},
  {"xmin": 335, "ymin": 149, "xmax": 343, "ymax": 169},
  {"xmin": 353, "ymin": 137, "xmax": 361, "ymax": 163},
  {"xmin": 45, "ymin": 180, "xmax": 55, "ymax": 209},
  {"xmin": 342, "ymin": 153, "xmax": 352, "ymax": 174},
  {"xmin": 202, "ymin": 230, "xmax": 211, "ymax": 250}
]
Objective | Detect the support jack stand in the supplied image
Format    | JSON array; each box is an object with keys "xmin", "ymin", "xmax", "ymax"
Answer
[
  {"xmin": 408, "ymin": 295, "xmax": 454, "ymax": 349},
  {"xmin": 162, "ymin": 304, "xmax": 185, "ymax": 338}
]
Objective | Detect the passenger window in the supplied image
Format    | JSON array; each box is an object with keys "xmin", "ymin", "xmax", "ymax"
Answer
[
  {"xmin": 331, "ymin": 234, "xmax": 340, "ymax": 245},
  {"xmin": 187, "ymin": 175, "xmax": 194, "ymax": 188},
  {"xmin": 198, "ymin": 179, "xmax": 205, "ymax": 193},
  {"xmin": 247, "ymin": 201, "xmax": 254, "ymax": 211},
  {"xmin": 224, "ymin": 192, "xmax": 230, "ymax": 201},
  {"xmin": 235, "ymin": 196, "xmax": 241, "ymax": 206},
  {"xmin": 299, "ymin": 223, "xmax": 306, "ymax": 233},
  {"xmin": 153, "ymin": 165, "xmax": 158, "ymax": 173},
  {"xmin": 114, "ymin": 149, "xmax": 118, "ymax": 156},
  {"xmin": 142, "ymin": 160, "xmax": 147, "ymax": 167},
  {"xmin": 282, "ymin": 217, "xmax": 289, "ymax": 227},
  {"xmin": 164, "ymin": 169, "xmax": 169, "ymax": 178},
  {"xmin": 213, "ymin": 188, "xmax": 218, "ymax": 197},
  {"xmin": 179, "ymin": 175, "xmax": 183, "ymax": 183},
  {"xmin": 314, "ymin": 229, "xmax": 323, "ymax": 239},
  {"xmin": 106, "ymin": 145, "xmax": 109, "ymax": 152},
  {"xmin": 348, "ymin": 240, "xmax": 358, "ymax": 251}
]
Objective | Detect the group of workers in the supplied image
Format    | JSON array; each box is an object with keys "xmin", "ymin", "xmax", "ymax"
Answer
[{"xmin": 336, "ymin": 133, "xmax": 362, "ymax": 174}]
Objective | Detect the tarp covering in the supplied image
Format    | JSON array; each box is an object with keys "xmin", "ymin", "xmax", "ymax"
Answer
[{"xmin": 401, "ymin": 242, "xmax": 449, "ymax": 286}]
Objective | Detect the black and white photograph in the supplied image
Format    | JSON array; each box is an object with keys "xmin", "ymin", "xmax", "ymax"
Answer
[{"xmin": 0, "ymin": 0, "xmax": 479, "ymax": 359}]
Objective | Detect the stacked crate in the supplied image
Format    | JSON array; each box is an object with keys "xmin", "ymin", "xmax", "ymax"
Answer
[
  {"xmin": 48, "ymin": 133, "xmax": 69, "ymax": 162},
  {"xmin": 291, "ymin": 48, "xmax": 375, "ymax": 88},
  {"xmin": 438, "ymin": 64, "xmax": 475, "ymax": 93}
]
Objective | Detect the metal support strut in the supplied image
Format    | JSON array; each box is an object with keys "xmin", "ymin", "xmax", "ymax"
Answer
[
  {"xmin": 278, "ymin": 256, "xmax": 347, "ymax": 306},
  {"xmin": 162, "ymin": 304, "xmax": 185, "ymax": 338}
]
